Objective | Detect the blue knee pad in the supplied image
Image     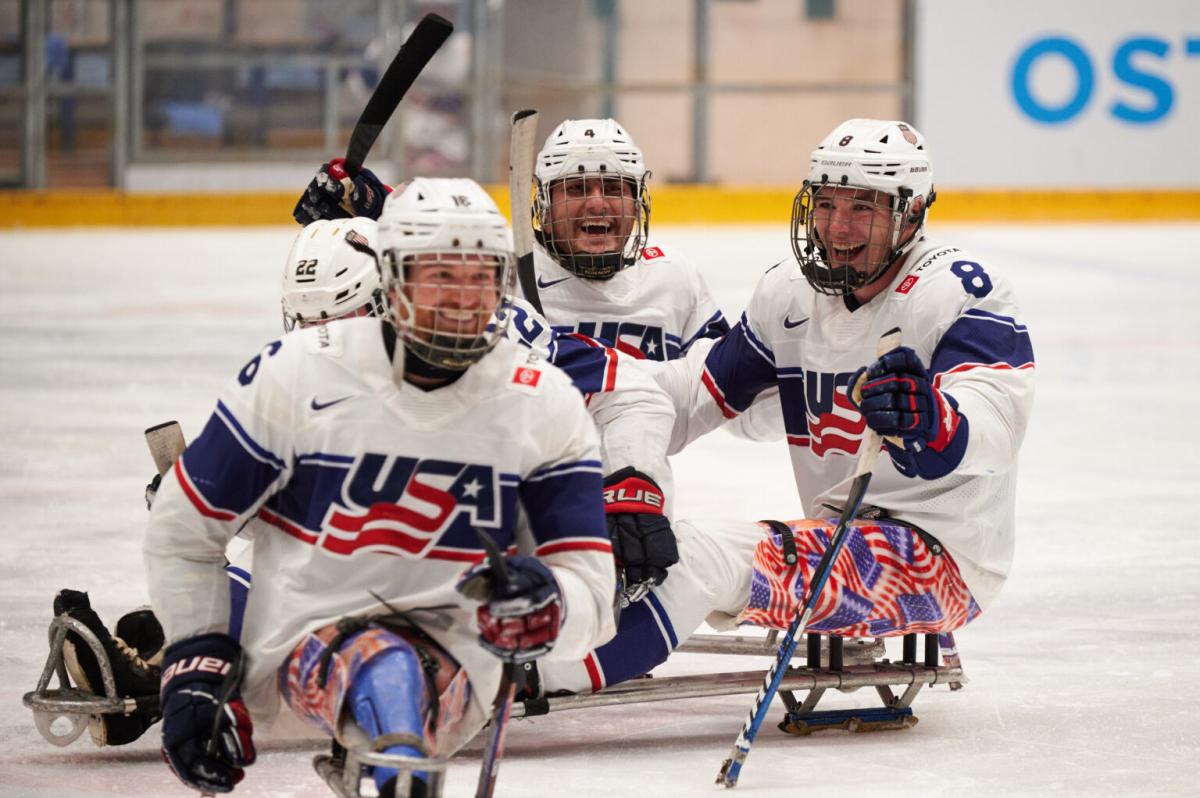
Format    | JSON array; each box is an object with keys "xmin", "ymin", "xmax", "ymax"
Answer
[{"xmin": 345, "ymin": 635, "xmax": 432, "ymax": 792}]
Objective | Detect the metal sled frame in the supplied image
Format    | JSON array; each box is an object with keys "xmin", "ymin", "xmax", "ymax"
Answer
[
  {"xmin": 313, "ymin": 722, "xmax": 447, "ymax": 798},
  {"xmin": 512, "ymin": 631, "xmax": 965, "ymax": 733},
  {"xmin": 22, "ymin": 614, "xmax": 157, "ymax": 747}
]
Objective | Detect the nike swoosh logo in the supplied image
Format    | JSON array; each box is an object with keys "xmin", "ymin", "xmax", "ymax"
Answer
[
  {"xmin": 536, "ymin": 275, "xmax": 572, "ymax": 289},
  {"xmin": 311, "ymin": 396, "xmax": 351, "ymax": 411},
  {"xmin": 783, "ymin": 316, "xmax": 808, "ymax": 329}
]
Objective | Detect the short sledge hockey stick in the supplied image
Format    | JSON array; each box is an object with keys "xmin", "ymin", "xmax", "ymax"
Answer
[{"xmin": 717, "ymin": 326, "xmax": 903, "ymax": 788}]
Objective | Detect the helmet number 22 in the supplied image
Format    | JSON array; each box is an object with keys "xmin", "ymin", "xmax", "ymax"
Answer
[{"xmin": 950, "ymin": 260, "xmax": 992, "ymax": 298}]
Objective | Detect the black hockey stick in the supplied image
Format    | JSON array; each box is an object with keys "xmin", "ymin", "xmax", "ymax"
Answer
[
  {"xmin": 342, "ymin": 13, "xmax": 454, "ymax": 177},
  {"xmin": 470, "ymin": 528, "xmax": 524, "ymax": 798},
  {"xmin": 716, "ymin": 327, "xmax": 903, "ymax": 788},
  {"xmin": 508, "ymin": 109, "xmax": 543, "ymax": 314}
]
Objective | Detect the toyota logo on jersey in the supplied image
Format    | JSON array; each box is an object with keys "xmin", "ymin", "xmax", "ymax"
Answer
[
  {"xmin": 321, "ymin": 453, "xmax": 501, "ymax": 558},
  {"xmin": 783, "ymin": 370, "xmax": 867, "ymax": 459}
]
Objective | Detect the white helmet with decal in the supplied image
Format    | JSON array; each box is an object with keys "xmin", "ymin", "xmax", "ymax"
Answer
[
  {"xmin": 791, "ymin": 118, "xmax": 937, "ymax": 295},
  {"xmin": 281, "ymin": 217, "xmax": 383, "ymax": 331},
  {"xmin": 533, "ymin": 118, "xmax": 651, "ymax": 280}
]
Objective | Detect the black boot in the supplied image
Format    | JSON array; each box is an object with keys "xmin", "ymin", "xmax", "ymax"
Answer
[
  {"xmin": 113, "ymin": 606, "xmax": 165, "ymax": 664},
  {"xmin": 53, "ymin": 589, "xmax": 163, "ymax": 746}
]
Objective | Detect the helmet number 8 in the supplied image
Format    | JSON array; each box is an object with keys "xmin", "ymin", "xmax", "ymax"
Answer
[{"xmin": 950, "ymin": 260, "xmax": 993, "ymax": 298}]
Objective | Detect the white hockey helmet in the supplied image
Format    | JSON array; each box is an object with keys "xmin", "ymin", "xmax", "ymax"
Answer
[
  {"xmin": 281, "ymin": 217, "xmax": 384, "ymax": 331},
  {"xmin": 533, "ymin": 118, "xmax": 651, "ymax": 280},
  {"xmin": 377, "ymin": 177, "xmax": 515, "ymax": 371},
  {"xmin": 791, "ymin": 118, "xmax": 937, "ymax": 295}
]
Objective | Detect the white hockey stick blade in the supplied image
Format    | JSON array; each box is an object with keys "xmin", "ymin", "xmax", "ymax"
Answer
[
  {"xmin": 144, "ymin": 421, "xmax": 185, "ymax": 475},
  {"xmin": 509, "ymin": 109, "xmax": 538, "ymax": 259},
  {"xmin": 509, "ymin": 109, "xmax": 542, "ymax": 314}
]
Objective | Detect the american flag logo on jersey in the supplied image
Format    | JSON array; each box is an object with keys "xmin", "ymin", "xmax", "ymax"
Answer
[
  {"xmin": 806, "ymin": 380, "xmax": 867, "ymax": 458},
  {"xmin": 739, "ymin": 519, "xmax": 981, "ymax": 636},
  {"xmin": 318, "ymin": 453, "xmax": 504, "ymax": 559}
]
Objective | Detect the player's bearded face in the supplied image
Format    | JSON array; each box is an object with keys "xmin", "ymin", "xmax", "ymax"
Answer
[
  {"xmin": 809, "ymin": 186, "xmax": 898, "ymax": 277},
  {"xmin": 397, "ymin": 253, "xmax": 502, "ymax": 343},
  {"xmin": 546, "ymin": 175, "xmax": 637, "ymax": 255}
]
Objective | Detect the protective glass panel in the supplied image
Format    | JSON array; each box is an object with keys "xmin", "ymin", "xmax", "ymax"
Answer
[
  {"xmin": 0, "ymin": 0, "xmax": 20, "ymax": 182},
  {"xmin": 46, "ymin": 0, "xmax": 112, "ymax": 187},
  {"xmin": 47, "ymin": 93, "xmax": 111, "ymax": 187}
]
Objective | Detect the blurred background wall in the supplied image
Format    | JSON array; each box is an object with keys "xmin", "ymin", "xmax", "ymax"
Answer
[{"xmin": 0, "ymin": 0, "xmax": 1196, "ymax": 223}]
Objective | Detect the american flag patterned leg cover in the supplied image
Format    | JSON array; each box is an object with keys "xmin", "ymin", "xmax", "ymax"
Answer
[
  {"xmin": 278, "ymin": 624, "xmax": 470, "ymax": 748},
  {"xmin": 738, "ymin": 519, "xmax": 981, "ymax": 636}
]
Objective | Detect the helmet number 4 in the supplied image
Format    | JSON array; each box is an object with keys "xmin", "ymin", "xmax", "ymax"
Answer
[{"xmin": 950, "ymin": 260, "xmax": 992, "ymax": 298}]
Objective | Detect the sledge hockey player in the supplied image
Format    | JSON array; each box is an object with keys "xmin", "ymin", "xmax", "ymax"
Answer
[
  {"xmin": 143, "ymin": 177, "xmax": 618, "ymax": 796},
  {"xmin": 278, "ymin": 211, "xmax": 688, "ymax": 695},
  {"xmin": 656, "ymin": 118, "xmax": 1035, "ymax": 638}
]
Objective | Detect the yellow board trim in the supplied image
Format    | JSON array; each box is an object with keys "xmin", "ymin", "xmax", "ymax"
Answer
[{"xmin": 2, "ymin": 187, "xmax": 1200, "ymax": 227}]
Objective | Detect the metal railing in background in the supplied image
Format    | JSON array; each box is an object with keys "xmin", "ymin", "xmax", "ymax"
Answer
[{"xmin": 4, "ymin": 0, "xmax": 912, "ymax": 190}]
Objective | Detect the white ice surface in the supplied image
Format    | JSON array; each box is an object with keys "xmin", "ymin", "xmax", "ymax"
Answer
[{"xmin": 1, "ymin": 223, "xmax": 1198, "ymax": 797}]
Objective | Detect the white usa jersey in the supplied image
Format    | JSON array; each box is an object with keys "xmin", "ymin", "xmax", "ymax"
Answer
[
  {"xmin": 525, "ymin": 242, "xmax": 730, "ymax": 361},
  {"xmin": 662, "ymin": 238, "xmax": 1035, "ymax": 608},
  {"xmin": 144, "ymin": 319, "xmax": 616, "ymax": 750}
]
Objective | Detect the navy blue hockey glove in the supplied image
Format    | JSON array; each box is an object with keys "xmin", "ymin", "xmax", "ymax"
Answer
[
  {"xmin": 159, "ymin": 633, "xmax": 256, "ymax": 794},
  {"xmin": 292, "ymin": 157, "xmax": 390, "ymax": 224},
  {"xmin": 848, "ymin": 346, "xmax": 968, "ymax": 480},
  {"xmin": 603, "ymin": 467, "xmax": 678, "ymax": 605},
  {"xmin": 457, "ymin": 555, "xmax": 563, "ymax": 663}
]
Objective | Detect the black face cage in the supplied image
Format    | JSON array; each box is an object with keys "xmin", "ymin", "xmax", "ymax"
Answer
[
  {"xmin": 790, "ymin": 180, "xmax": 920, "ymax": 296},
  {"xmin": 382, "ymin": 249, "xmax": 515, "ymax": 372},
  {"xmin": 533, "ymin": 172, "xmax": 651, "ymax": 280}
]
